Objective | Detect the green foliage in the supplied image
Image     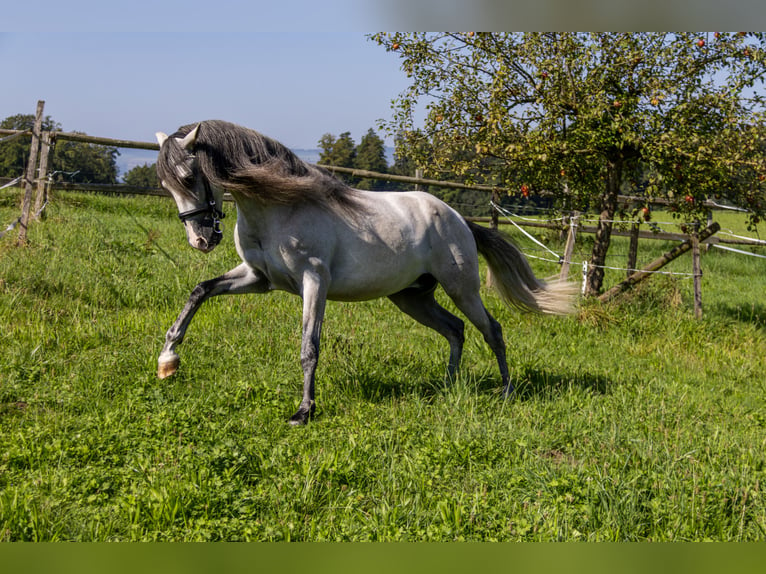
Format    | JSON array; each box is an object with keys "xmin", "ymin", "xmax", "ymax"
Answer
[
  {"xmin": 1, "ymin": 190, "xmax": 765, "ymax": 541},
  {"xmin": 0, "ymin": 115, "xmax": 61, "ymax": 178},
  {"xmin": 318, "ymin": 131, "xmax": 357, "ymax": 168},
  {"xmin": 51, "ymin": 137, "xmax": 119, "ymax": 184},
  {"xmin": 318, "ymin": 129, "xmax": 395, "ymax": 190},
  {"xmin": 1, "ymin": 114, "xmax": 119, "ymax": 184},
  {"xmin": 123, "ymin": 163, "xmax": 159, "ymax": 188},
  {"xmin": 354, "ymin": 129, "xmax": 388, "ymax": 190},
  {"xmin": 371, "ymin": 33, "xmax": 766, "ymax": 293},
  {"xmin": 318, "ymin": 131, "xmax": 359, "ymax": 187}
]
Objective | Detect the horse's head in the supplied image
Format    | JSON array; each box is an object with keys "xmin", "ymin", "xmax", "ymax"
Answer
[{"xmin": 155, "ymin": 124, "xmax": 225, "ymax": 253}]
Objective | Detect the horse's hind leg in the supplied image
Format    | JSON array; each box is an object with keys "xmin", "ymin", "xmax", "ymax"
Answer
[
  {"xmin": 388, "ymin": 280, "xmax": 465, "ymax": 382},
  {"xmin": 443, "ymin": 284, "xmax": 512, "ymax": 395}
]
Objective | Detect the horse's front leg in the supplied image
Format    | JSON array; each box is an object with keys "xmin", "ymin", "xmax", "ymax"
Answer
[
  {"xmin": 158, "ymin": 263, "xmax": 271, "ymax": 378},
  {"xmin": 289, "ymin": 271, "xmax": 328, "ymax": 425}
]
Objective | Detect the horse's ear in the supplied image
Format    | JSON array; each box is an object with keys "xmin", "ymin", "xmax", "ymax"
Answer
[
  {"xmin": 178, "ymin": 124, "xmax": 200, "ymax": 151},
  {"xmin": 155, "ymin": 132, "xmax": 169, "ymax": 147}
]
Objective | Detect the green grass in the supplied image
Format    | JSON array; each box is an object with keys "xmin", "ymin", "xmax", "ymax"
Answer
[{"xmin": 1, "ymin": 189, "xmax": 766, "ymax": 540}]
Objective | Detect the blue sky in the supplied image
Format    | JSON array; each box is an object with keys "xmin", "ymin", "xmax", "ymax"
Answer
[
  {"xmin": 4, "ymin": 0, "xmax": 766, "ymax": 171},
  {"xmin": 1, "ymin": 31, "xmax": 410, "ymax": 151}
]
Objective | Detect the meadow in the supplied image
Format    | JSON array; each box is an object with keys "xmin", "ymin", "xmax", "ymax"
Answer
[{"xmin": 1, "ymin": 188, "xmax": 765, "ymax": 541}]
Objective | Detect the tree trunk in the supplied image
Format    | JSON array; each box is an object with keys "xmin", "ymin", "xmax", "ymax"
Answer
[{"xmin": 584, "ymin": 157, "xmax": 622, "ymax": 296}]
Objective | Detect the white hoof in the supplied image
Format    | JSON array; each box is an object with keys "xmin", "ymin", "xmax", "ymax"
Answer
[{"xmin": 157, "ymin": 352, "xmax": 180, "ymax": 379}]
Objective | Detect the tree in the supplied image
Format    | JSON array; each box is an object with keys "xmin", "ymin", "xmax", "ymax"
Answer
[
  {"xmin": 318, "ymin": 131, "xmax": 358, "ymax": 186},
  {"xmin": 53, "ymin": 135, "xmax": 119, "ymax": 184},
  {"xmin": 0, "ymin": 114, "xmax": 119, "ymax": 184},
  {"xmin": 318, "ymin": 131, "xmax": 357, "ymax": 167},
  {"xmin": 389, "ymin": 131, "xmax": 418, "ymax": 179},
  {"xmin": 353, "ymin": 128, "xmax": 388, "ymax": 190},
  {"xmin": 372, "ymin": 32, "xmax": 766, "ymax": 295},
  {"xmin": 0, "ymin": 114, "xmax": 60, "ymax": 178},
  {"xmin": 123, "ymin": 163, "xmax": 159, "ymax": 188}
]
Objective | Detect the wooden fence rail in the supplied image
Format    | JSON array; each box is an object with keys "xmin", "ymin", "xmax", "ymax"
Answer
[
  {"xmin": 0, "ymin": 126, "xmax": 746, "ymax": 210},
  {"xmin": 5, "ymin": 102, "xmax": 765, "ymax": 316}
]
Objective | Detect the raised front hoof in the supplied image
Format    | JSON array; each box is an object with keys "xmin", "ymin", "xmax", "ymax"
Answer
[
  {"xmin": 157, "ymin": 353, "xmax": 180, "ymax": 379},
  {"xmin": 288, "ymin": 403, "xmax": 316, "ymax": 426}
]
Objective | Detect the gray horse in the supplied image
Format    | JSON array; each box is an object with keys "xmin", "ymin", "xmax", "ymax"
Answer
[{"xmin": 154, "ymin": 120, "xmax": 575, "ymax": 424}]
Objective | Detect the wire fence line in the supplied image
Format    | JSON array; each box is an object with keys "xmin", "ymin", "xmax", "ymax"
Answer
[{"xmin": 489, "ymin": 202, "xmax": 700, "ymax": 284}]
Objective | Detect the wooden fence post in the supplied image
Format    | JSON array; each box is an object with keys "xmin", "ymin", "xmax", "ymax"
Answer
[
  {"xmin": 17, "ymin": 100, "xmax": 45, "ymax": 245},
  {"xmin": 598, "ymin": 221, "xmax": 720, "ymax": 306},
  {"xmin": 487, "ymin": 189, "xmax": 500, "ymax": 288},
  {"xmin": 691, "ymin": 232, "xmax": 703, "ymax": 319},
  {"xmin": 559, "ymin": 211, "xmax": 578, "ymax": 282},
  {"xmin": 627, "ymin": 221, "xmax": 640, "ymax": 278},
  {"xmin": 33, "ymin": 131, "xmax": 53, "ymax": 219},
  {"xmin": 414, "ymin": 168, "xmax": 424, "ymax": 191}
]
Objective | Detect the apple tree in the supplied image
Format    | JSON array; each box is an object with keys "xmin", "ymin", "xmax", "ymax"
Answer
[{"xmin": 372, "ymin": 33, "xmax": 766, "ymax": 295}]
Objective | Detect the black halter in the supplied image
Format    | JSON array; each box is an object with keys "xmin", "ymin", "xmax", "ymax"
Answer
[{"xmin": 177, "ymin": 177, "xmax": 226, "ymax": 233}]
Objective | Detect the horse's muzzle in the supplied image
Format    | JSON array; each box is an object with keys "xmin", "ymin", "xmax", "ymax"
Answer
[{"xmin": 185, "ymin": 217, "xmax": 223, "ymax": 253}]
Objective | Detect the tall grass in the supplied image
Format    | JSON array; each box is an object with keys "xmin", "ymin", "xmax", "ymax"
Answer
[{"xmin": 1, "ymin": 189, "xmax": 765, "ymax": 540}]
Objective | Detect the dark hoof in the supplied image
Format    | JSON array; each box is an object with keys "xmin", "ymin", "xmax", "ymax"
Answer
[
  {"xmin": 288, "ymin": 413, "xmax": 309, "ymax": 426},
  {"xmin": 503, "ymin": 383, "xmax": 516, "ymax": 398},
  {"xmin": 288, "ymin": 403, "xmax": 316, "ymax": 426}
]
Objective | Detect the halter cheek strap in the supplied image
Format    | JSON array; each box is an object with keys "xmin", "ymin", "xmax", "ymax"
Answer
[{"xmin": 177, "ymin": 179, "xmax": 226, "ymax": 233}]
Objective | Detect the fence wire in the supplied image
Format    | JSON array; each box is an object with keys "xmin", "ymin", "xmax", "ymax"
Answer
[{"xmin": 489, "ymin": 201, "xmax": 704, "ymax": 285}]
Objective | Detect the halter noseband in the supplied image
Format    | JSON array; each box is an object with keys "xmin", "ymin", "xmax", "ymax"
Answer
[{"xmin": 177, "ymin": 177, "xmax": 225, "ymax": 233}]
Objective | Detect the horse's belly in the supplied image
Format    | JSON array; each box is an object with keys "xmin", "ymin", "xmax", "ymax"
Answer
[{"xmin": 326, "ymin": 269, "xmax": 425, "ymax": 301}]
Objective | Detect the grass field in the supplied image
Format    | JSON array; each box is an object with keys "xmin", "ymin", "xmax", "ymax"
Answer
[{"xmin": 1, "ymin": 188, "xmax": 766, "ymax": 541}]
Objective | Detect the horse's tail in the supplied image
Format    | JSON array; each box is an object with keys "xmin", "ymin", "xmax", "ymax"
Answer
[{"xmin": 467, "ymin": 220, "xmax": 578, "ymax": 315}]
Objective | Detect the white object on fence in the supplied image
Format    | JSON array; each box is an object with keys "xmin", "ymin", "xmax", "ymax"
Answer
[
  {"xmin": 717, "ymin": 230, "xmax": 766, "ymax": 246},
  {"xmin": 0, "ymin": 176, "xmax": 23, "ymax": 190},
  {"xmin": 490, "ymin": 201, "xmax": 562, "ymax": 261},
  {"xmin": 713, "ymin": 244, "xmax": 766, "ymax": 259}
]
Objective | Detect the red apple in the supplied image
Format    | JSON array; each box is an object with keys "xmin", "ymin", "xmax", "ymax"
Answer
[
  {"xmin": 521, "ymin": 184, "xmax": 529, "ymax": 197},
  {"xmin": 697, "ymin": 38, "xmax": 705, "ymax": 48}
]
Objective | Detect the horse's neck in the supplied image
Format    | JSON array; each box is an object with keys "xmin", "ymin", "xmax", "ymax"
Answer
[{"xmin": 233, "ymin": 198, "xmax": 297, "ymax": 241}]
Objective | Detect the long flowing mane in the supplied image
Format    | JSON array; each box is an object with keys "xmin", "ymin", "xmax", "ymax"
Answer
[{"xmin": 158, "ymin": 120, "xmax": 360, "ymax": 211}]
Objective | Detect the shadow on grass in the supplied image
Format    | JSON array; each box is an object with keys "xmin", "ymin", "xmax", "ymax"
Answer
[
  {"xmin": 713, "ymin": 302, "xmax": 766, "ymax": 331},
  {"xmin": 344, "ymin": 365, "xmax": 613, "ymax": 405},
  {"xmin": 343, "ymin": 371, "xmax": 446, "ymax": 403},
  {"xmin": 510, "ymin": 368, "xmax": 612, "ymax": 402}
]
